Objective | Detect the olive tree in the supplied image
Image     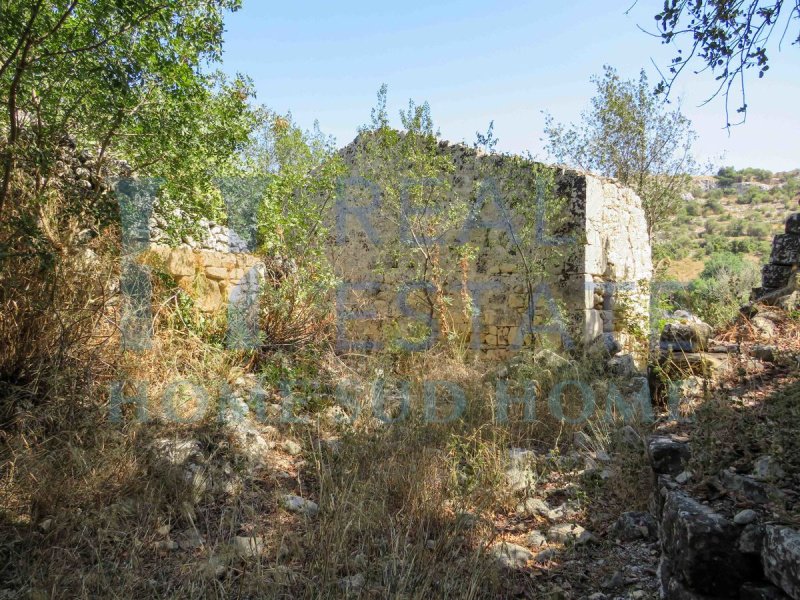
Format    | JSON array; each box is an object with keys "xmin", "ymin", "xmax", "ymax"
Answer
[{"xmin": 543, "ymin": 66, "xmax": 696, "ymax": 237}]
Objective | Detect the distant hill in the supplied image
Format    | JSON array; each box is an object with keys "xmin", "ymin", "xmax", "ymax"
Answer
[{"xmin": 656, "ymin": 168, "xmax": 800, "ymax": 282}]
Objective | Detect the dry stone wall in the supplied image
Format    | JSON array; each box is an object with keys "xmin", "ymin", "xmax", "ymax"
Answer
[
  {"xmin": 145, "ymin": 245, "xmax": 264, "ymax": 313},
  {"xmin": 754, "ymin": 211, "xmax": 800, "ymax": 310},
  {"xmin": 331, "ymin": 139, "xmax": 652, "ymax": 359},
  {"xmin": 145, "ymin": 139, "xmax": 652, "ymax": 360}
]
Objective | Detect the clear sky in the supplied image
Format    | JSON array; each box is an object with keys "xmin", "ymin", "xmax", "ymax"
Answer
[{"xmin": 219, "ymin": 1, "xmax": 799, "ymax": 172}]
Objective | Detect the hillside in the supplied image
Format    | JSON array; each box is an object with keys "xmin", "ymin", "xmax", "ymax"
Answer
[{"xmin": 658, "ymin": 168, "xmax": 800, "ymax": 282}]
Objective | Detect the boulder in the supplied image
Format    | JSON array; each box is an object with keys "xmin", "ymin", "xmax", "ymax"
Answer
[
  {"xmin": 752, "ymin": 456, "xmax": 785, "ymax": 482},
  {"xmin": 661, "ymin": 318, "xmax": 713, "ymax": 352},
  {"xmin": 720, "ymin": 470, "xmax": 772, "ymax": 504},
  {"xmin": 762, "ymin": 264, "xmax": 794, "ymax": 289},
  {"xmin": 762, "ymin": 526, "xmax": 800, "ymax": 599},
  {"xmin": 491, "ymin": 542, "xmax": 533, "ymax": 569},
  {"xmin": 739, "ymin": 582, "xmax": 790, "ymax": 600},
  {"xmin": 588, "ymin": 332, "xmax": 622, "ymax": 359},
  {"xmin": 281, "ymin": 494, "xmax": 319, "ymax": 517},
  {"xmin": 660, "ymin": 489, "xmax": 759, "ymax": 595},
  {"xmin": 546, "ymin": 523, "xmax": 594, "ymax": 544},
  {"xmin": 786, "ymin": 213, "xmax": 800, "ymax": 235},
  {"xmin": 611, "ymin": 511, "xmax": 658, "ymax": 541},
  {"xmin": 648, "ymin": 436, "xmax": 691, "ymax": 476},
  {"xmin": 739, "ymin": 524, "xmax": 766, "ymax": 555}
]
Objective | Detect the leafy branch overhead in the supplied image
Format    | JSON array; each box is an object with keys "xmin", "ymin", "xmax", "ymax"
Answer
[{"xmin": 650, "ymin": 0, "xmax": 800, "ymax": 125}]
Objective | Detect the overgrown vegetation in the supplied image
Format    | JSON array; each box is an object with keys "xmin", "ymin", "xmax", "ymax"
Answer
[
  {"xmin": 544, "ymin": 66, "xmax": 696, "ymax": 236},
  {"xmin": 1, "ymin": 3, "xmax": 798, "ymax": 598}
]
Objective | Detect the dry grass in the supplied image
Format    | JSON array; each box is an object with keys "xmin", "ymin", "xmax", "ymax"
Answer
[{"xmin": 0, "ymin": 254, "xmax": 659, "ymax": 598}]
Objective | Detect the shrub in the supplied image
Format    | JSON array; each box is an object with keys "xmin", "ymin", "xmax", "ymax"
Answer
[
  {"xmin": 685, "ymin": 252, "xmax": 760, "ymax": 327},
  {"xmin": 746, "ymin": 222, "xmax": 769, "ymax": 238},
  {"xmin": 704, "ymin": 198, "xmax": 724, "ymax": 214}
]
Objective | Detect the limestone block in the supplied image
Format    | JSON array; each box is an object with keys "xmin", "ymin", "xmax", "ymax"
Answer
[
  {"xmin": 205, "ymin": 266, "xmax": 229, "ymax": 281},
  {"xmin": 785, "ymin": 213, "xmax": 800, "ymax": 235},
  {"xmin": 762, "ymin": 526, "xmax": 800, "ymax": 599},
  {"xmin": 584, "ymin": 309, "xmax": 603, "ymax": 340},
  {"xmin": 167, "ymin": 246, "xmax": 196, "ymax": 278},
  {"xmin": 660, "ymin": 489, "xmax": 759, "ymax": 595},
  {"xmin": 648, "ymin": 436, "xmax": 690, "ymax": 476},
  {"xmin": 762, "ymin": 264, "xmax": 794, "ymax": 289},
  {"xmin": 194, "ymin": 279, "xmax": 223, "ymax": 313}
]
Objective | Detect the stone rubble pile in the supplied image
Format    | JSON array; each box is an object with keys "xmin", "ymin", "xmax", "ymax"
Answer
[
  {"xmin": 648, "ymin": 436, "xmax": 800, "ymax": 599},
  {"xmin": 149, "ymin": 210, "xmax": 251, "ymax": 254}
]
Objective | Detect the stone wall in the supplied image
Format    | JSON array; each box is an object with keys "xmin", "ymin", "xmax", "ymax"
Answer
[
  {"xmin": 145, "ymin": 245, "xmax": 264, "ymax": 313},
  {"xmin": 331, "ymin": 139, "xmax": 652, "ymax": 359},
  {"xmin": 144, "ymin": 139, "xmax": 652, "ymax": 360},
  {"xmin": 649, "ymin": 435, "xmax": 800, "ymax": 599},
  {"xmin": 754, "ymin": 211, "xmax": 800, "ymax": 310}
]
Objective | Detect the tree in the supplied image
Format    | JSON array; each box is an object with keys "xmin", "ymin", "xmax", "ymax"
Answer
[
  {"xmin": 543, "ymin": 66, "xmax": 696, "ymax": 237},
  {"xmin": 651, "ymin": 0, "xmax": 800, "ymax": 125},
  {"xmin": 0, "ymin": 0, "xmax": 251, "ymax": 226}
]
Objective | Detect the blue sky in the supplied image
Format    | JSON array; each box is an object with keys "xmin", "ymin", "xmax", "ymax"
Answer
[{"xmin": 219, "ymin": 1, "xmax": 800, "ymax": 172}]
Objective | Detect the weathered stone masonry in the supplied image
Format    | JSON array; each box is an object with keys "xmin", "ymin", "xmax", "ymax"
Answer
[
  {"xmin": 145, "ymin": 140, "xmax": 652, "ymax": 359},
  {"xmin": 330, "ymin": 140, "xmax": 652, "ymax": 359}
]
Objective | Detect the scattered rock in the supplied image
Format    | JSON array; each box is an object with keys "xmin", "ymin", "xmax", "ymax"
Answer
[
  {"xmin": 734, "ymin": 509, "xmax": 759, "ymax": 526},
  {"xmin": 608, "ymin": 354, "xmax": 636, "ymax": 377},
  {"xmin": 491, "ymin": 542, "xmax": 533, "ymax": 569},
  {"xmin": 233, "ymin": 535, "xmax": 265, "ymax": 558},
  {"xmin": 588, "ymin": 333, "xmax": 621, "ymax": 359},
  {"xmin": 546, "ymin": 523, "xmax": 588, "ymax": 544},
  {"xmin": 751, "ymin": 344, "xmax": 778, "ymax": 363},
  {"xmin": 505, "ymin": 467, "xmax": 535, "ymax": 493},
  {"xmin": 150, "ymin": 438, "xmax": 203, "ymax": 467},
  {"xmin": 739, "ymin": 581, "xmax": 791, "ymax": 600},
  {"xmin": 753, "ymin": 455, "xmax": 785, "ymax": 482},
  {"xmin": 648, "ymin": 436, "xmax": 690, "ymax": 476},
  {"xmin": 661, "ymin": 318, "xmax": 712, "ymax": 352},
  {"xmin": 761, "ymin": 526, "xmax": 800, "ymax": 599},
  {"xmin": 752, "ymin": 316, "xmax": 778, "ymax": 338},
  {"xmin": 338, "ymin": 573, "xmax": 365, "ymax": 592},
  {"xmin": 600, "ymin": 570, "xmax": 624, "ymax": 590},
  {"xmin": 534, "ymin": 548, "xmax": 557, "ymax": 563},
  {"xmin": 675, "ymin": 470, "xmax": 692, "ymax": 485},
  {"xmin": 177, "ymin": 529, "xmax": 205, "ymax": 550},
  {"xmin": 201, "ymin": 555, "xmax": 228, "ymax": 579},
  {"xmin": 153, "ymin": 539, "xmax": 179, "ymax": 552},
  {"xmin": 281, "ymin": 494, "xmax": 319, "ymax": 517},
  {"xmin": 282, "ymin": 440, "xmax": 302, "ymax": 456},
  {"xmin": 526, "ymin": 530, "xmax": 547, "ymax": 547},
  {"xmin": 220, "ymin": 404, "xmax": 273, "ymax": 464},
  {"xmin": 720, "ymin": 469, "xmax": 772, "ymax": 504},
  {"xmin": 611, "ymin": 511, "xmax": 658, "ymax": 542},
  {"xmin": 516, "ymin": 497, "xmax": 551, "ymax": 518}
]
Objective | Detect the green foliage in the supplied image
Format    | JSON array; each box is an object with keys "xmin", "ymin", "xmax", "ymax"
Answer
[
  {"xmin": 682, "ymin": 252, "xmax": 761, "ymax": 327},
  {"xmin": 746, "ymin": 222, "xmax": 770, "ymax": 238},
  {"xmin": 253, "ymin": 112, "xmax": 344, "ymax": 265},
  {"xmin": 240, "ymin": 112, "xmax": 345, "ymax": 349},
  {"xmin": 544, "ymin": 66, "xmax": 696, "ymax": 235},
  {"xmin": 0, "ymin": 0, "xmax": 254, "ymax": 249},
  {"xmin": 653, "ymin": 1, "xmax": 800, "ymax": 122}
]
